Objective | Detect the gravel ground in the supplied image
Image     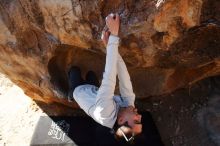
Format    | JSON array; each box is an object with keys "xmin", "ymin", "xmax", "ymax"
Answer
[{"xmin": 0, "ymin": 74, "xmax": 45, "ymax": 146}]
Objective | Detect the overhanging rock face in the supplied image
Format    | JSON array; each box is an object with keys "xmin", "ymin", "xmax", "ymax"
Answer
[{"xmin": 0, "ymin": 0, "xmax": 220, "ymax": 107}]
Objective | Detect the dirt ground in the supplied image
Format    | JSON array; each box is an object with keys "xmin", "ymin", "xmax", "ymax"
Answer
[
  {"xmin": 0, "ymin": 74, "xmax": 44, "ymax": 146},
  {"xmin": 0, "ymin": 73, "xmax": 220, "ymax": 146}
]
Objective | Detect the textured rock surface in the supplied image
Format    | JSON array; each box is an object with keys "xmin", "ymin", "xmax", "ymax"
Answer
[{"xmin": 0, "ymin": 0, "xmax": 220, "ymax": 107}]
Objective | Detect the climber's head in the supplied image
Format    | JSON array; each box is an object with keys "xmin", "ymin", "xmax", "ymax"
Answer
[{"xmin": 116, "ymin": 106, "xmax": 142, "ymax": 141}]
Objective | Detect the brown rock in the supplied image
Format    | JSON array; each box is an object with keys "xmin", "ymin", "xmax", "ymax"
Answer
[
  {"xmin": 153, "ymin": 0, "xmax": 203, "ymax": 50},
  {"xmin": 0, "ymin": 0, "xmax": 219, "ymax": 107}
]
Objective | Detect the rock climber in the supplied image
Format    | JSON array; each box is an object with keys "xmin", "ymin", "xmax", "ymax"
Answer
[{"xmin": 68, "ymin": 13, "xmax": 142, "ymax": 143}]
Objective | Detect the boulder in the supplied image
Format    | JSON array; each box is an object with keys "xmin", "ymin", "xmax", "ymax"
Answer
[{"xmin": 0, "ymin": 0, "xmax": 219, "ymax": 107}]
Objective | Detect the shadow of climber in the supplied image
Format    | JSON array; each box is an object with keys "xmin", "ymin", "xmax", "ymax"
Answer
[{"xmin": 30, "ymin": 111, "xmax": 164, "ymax": 146}]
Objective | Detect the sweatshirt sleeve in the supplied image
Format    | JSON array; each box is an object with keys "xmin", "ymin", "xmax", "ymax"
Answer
[
  {"xmin": 91, "ymin": 35, "xmax": 119, "ymax": 128},
  {"xmin": 117, "ymin": 54, "xmax": 135, "ymax": 107}
]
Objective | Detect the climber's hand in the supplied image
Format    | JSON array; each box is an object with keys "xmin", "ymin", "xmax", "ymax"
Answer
[
  {"xmin": 106, "ymin": 13, "xmax": 120, "ymax": 36},
  {"xmin": 101, "ymin": 30, "xmax": 110, "ymax": 47}
]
